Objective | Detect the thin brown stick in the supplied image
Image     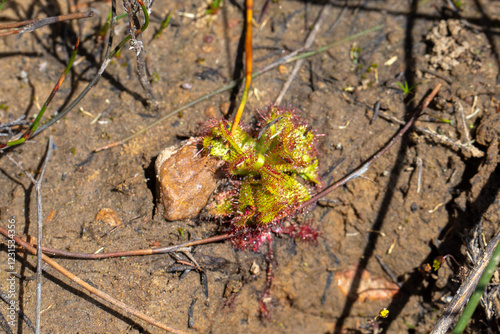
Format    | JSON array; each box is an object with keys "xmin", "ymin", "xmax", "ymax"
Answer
[
  {"xmin": 0, "ymin": 11, "xmax": 94, "ymax": 37},
  {"xmin": 301, "ymin": 84, "xmax": 442, "ymax": 209},
  {"xmin": 1, "ymin": 227, "xmax": 232, "ymax": 259},
  {"xmin": 0, "ymin": 12, "xmax": 93, "ymax": 30},
  {"xmin": 0, "ymin": 228, "xmax": 186, "ymax": 333}
]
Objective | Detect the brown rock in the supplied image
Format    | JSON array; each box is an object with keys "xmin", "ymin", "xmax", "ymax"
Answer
[
  {"xmin": 155, "ymin": 138, "xmax": 220, "ymax": 221},
  {"xmin": 95, "ymin": 208, "xmax": 122, "ymax": 227},
  {"xmin": 278, "ymin": 64, "xmax": 288, "ymax": 75},
  {"xmin": 204, "ymin": 106, "xmax": 216, "ymax": 118},
  {"xmin": 220, "ymin": 102, "xmax": 230, "ymax": 116}
]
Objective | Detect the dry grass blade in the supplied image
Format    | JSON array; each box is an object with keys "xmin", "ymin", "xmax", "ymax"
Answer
[{"xmin": 0, "ymin": 38, "xmax": 80, "ymax": 150}]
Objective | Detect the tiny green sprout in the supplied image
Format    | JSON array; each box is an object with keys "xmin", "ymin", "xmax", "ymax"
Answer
[
  {"xmin": 70, "ymin": 147, "xmax": 76, "ymax": 155},
  {"xmin": 178, "ymin": 228, "xmax": 185, "ymax": 238},
  {"xmin": 366, "ymin": 63, "xmax": 378, "ymax": 73},
  {"xmin": 453, "ymin": 0, "xmax": 464, "ymax": 10},
  {"xmin": 427, "ymin": 112, "xmax": 454, "ymax": 125},
  {"xmin": 350, "ymin": 43, "xmax": 362, "ymax": 64},
  {"xmin": 98, "ymin": 13, "xmax": 128, "ymax": 39},
  {"xmin": 202, "ymin": 105, "xmax": 320, "ymax": 227},
  {"xmin": 395, "ymin": 80, "xmax": 419, "ymax": 94},
  {"xmin": 153, "ymin": 11, "xmax": 172, "ymax": 40},
  {"xmin": 205, "ymin": 0, "xmax": 222, "ymax": 15},
  {"xmin": 151, "ymin": 72, "xmax": 160, "ymax": 83},
  {"xmin": 432, "ymin": 256, "xmax": 444, "ymax": 271},
  {"xmin": 432, "ymin": 254, "xmax": 459, "ymax": 272}
]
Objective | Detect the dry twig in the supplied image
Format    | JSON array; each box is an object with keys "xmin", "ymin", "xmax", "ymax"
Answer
[
  {"xmin": 0, "ymin": 225, "xmax": 230, "ymax": 259},
  {"xmin": 33, "ymin": 138, "xmax": 52, "ymax": 334},
  {"xmin": 378, "ymin": 111, "xmax": 484, "ymax": 158},
  {"xmin": 455, "ymin": 101, "xmax": 471, "ymax": 144},
  {"xmin": 0, "ymin": 11, "xmax": 94, "ymax": 37}
]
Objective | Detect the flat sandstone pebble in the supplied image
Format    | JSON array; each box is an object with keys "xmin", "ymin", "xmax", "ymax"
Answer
[{"xmin": 155, "ymin": 138, "xmax": 219, "ymax": 221}]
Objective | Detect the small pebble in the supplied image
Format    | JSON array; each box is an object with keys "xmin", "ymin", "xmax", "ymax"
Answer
[
  {"xmin": 181, "ymin": 83, "xmax": 193, "ymax": 90},
  {"xmin": 201, "ymin": 45, "xmax": 213, "ymax": 53},
  {"xmin": 220, "ymin": 102, "xmax": 230, "ymax": 116},
  {"xmin": 224, "ymin": 279, "xmax": 242, "ymax": 298},
  {"xmin": 38, "ymin": 62, "xmax": 47, "ymax": 72},
  {"xmin": 250, "ymin": 261, "xmax": 261, "ymax": 275},
  {"xmin": 95, "ymin": 208, "xmax": 122, "ymax": 227},
  {"xmin": 205, "ymin": 106, "xmax": 216, "ymax": 118},
  {"xmin": 410, "ymin": 203, "xmax": 418, "ymax": 213},
  {"xmin": 19, "ymin": 70, "xmax": 28, "ymax": 81}
]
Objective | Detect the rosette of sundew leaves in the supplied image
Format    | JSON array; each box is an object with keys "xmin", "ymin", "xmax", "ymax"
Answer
[{"xmin": 202, "ymin": 105, "xmax": 321, "ymax": 233}]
